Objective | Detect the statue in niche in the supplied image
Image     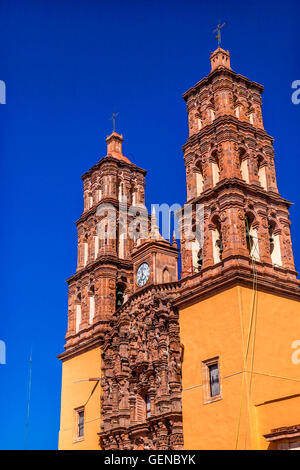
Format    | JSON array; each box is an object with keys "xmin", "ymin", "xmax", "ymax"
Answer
[
  {"xmin": 169, "ymin": 355, "xmax": 178, "ymax": 382},
  {"xmin": 119, "ymin": 379, "xmax": 129, "ymax": 409}
]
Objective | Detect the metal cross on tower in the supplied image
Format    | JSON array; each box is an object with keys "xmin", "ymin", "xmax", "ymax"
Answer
[
  {"xmin": 213, "ymin": 22, "xmax": 226, "ymax": 48},
  {"xmin": 110, "ymin": 112, "xmax": 119, "ymax": 133}
]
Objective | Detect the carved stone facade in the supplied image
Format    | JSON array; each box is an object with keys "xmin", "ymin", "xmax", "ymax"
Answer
[{"xmin": 99, "ymin": 283, "xmax": 183, "ymax": 450}]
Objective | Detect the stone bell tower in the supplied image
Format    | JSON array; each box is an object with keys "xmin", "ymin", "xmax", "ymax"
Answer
[
  {"xmin": 177, "ymin": 47, "xmax": 300, "ymax": 451},
  {"xmin": 59, "ymin": 131, "xmax": 147, "ymax": 450},
  {"xmin": 63, "ymin": 132, "xmax": 147, "ymax": 350},
  {"xmin": 179, "ymin": 47, "xmax": 299, "ymax": 293}
]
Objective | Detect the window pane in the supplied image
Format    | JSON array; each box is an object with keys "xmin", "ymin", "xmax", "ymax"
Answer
[
  {"xmin": 78, "ymin": 410, "xmax": 84, "ymax": 437},
  {"xmin": 290, "ymin": 440, "xmax": 300, "ymax": 450},
  {"xmin": 146, "ymin": 395, "xmax": 151, "ymax": 418},
  {"xmin": 209, "ymin": 363, "xmax": 220, "ymax": 397}
]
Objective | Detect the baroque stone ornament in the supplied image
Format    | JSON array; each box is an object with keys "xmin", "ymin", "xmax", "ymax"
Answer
[{"xmin": 99, "ymin": 284, "xmax": 183, "ymax": 450}]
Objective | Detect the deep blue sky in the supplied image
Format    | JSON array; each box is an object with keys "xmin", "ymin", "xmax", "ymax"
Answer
[{"xmin": 0, "ymin": 0, "xmax": 299, "ymax": 450}]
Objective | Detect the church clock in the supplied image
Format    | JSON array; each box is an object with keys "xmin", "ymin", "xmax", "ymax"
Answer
[{"xmin": 136, "ymin": 262, "xmax": 150, "ymax": 287}]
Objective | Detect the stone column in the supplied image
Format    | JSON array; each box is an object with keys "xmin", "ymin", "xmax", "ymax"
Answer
[{"xmin": 220, "ymin": 207, "xmax": 249, "ymax": 259}]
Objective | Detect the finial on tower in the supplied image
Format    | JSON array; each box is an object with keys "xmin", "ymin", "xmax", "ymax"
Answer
[
  {"xmin": 172, "ymin": 231, "xmax": 178, "ymax": 249},
  {"xmin": 110, "ymin": 112, "xmax": 119, "ymax": 133},
  {"xmin": 106, "ymin": 111, "xmax": 131, "ymax": 162},
  {"xmin": 210, "ymin": 47, "xmax": 231, "ymax": 72},
  {"xmin": 213, "ymin": 22, "xmax": 226, "ymax": 48},
  {"xmin": 210, "ymin": 22, "xmax": 230, "ymax": 72},
  {"xmin": 106, "ymin": 130, "xmax": 131, "ymax": 163},
  {"xmin": 150, "ymin": 206, "xmax": 164, "ymax": 240}
]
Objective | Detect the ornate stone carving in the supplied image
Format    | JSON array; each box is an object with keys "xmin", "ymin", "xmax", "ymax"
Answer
[{"xmin": 99, "ymin": 285, "xmax": 183, "ymax": 450}]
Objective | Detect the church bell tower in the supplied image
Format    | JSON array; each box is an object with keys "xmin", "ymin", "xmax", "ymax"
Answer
[
  {"xmin": 179, "ymin": 46, "xmax": 298, "ymax": 292},
  {"xmin": 64, "ymin": 131, "xmax": 147, "ymax": 348},
  {"xmin": 58, "ymin": 131, "xmax": 147, "ymax": 449},
  {"xmin": 177, "ymin": 47, "xmax": 300, "ymax": 451}
]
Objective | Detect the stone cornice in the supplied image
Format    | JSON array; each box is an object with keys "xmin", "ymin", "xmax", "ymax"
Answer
[
  {"xmin": 182, "ymin": 115, "xmax": 273, "ymax": 152},
  {"xmin": 76, "ymin": 199, "xmax": 149, "ymax": 226},
  {"xmin": 183, "ymin": 67, "xmax": 264, "ymax": 102},
  {"xmin": 264, "ymin": 423, "xmax": 300, "ymax": 442},
  {"xmin": 82, "ymin": 155, "xmax": 146, "ymax": 181},
  {"xmin": 173, "ymin": 265, "xmax": 300, "ymax": 310},
  {"xmin": 57, "ymin": 334, "xmax": 105, "ymax": 362},
  {"xmin": 76, "ymin": 198, "xmax": 121, "ymax": 226},
  {"xmin": 132, "ymin": 238, "xmax": 179, "ymax": 259},
  {"xmin": 67, "ymin": 255, "xmax": 133, "ymax": 284},
  {"xmin": 99, "ymin": 411, "xmax": 183, "ymax": 439},
  {"xmin": 187, "ymin": 177, "xmax": 289, "ymax": 208}
]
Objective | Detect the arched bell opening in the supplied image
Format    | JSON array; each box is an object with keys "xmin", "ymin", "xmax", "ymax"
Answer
[
  {"xmin": 211, "ymin": 216, "xmax": 223, "ymax": 264},
  {"xmin": 195, "ymin": 160, "xmax": 204, "ymax": 196},
  {"xmin": 116, "ymin": 282, "xmax": 127, "ymax": 310},
  {"xmin": 88, "ymin": 285, "xmax": 95, "ymax": 325},
  {"xmin": 245, "ymin": 212, "xmax": 260, "ymax": 261},
  {"xmin": 239, "ymin": 148, "xmax": 249, "ymax": 183},
  {"xmin": 211, "ymin": 150, "xmax": 220, "ymax": 186},
  {"xmin": 257, "ymin": 155, "xmax": 268, "ymax": 190},
  {"xmin": 162, "ymin": 267, "xmax": 170, "ymax": 283},
  {"xmin": 268, "ymin": 220, "xmax": 282, "ymax": 266},
  {"xmin": 75, "ymin": 291, "xmax": 82, "ymax": 333}
]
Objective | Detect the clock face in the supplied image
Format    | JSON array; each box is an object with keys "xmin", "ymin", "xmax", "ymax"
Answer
[{"xmin": 136, "ymin": 262, "xmax": 150, "ymax": 287}]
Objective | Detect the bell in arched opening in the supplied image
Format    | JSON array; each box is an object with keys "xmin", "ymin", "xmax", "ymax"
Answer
[
  {"xmin": 245, "ymin": 215, "xmax": 253, "ymax": 254},
  {"xmin": 197, "ymin": 248, "xmax": 203, "ymax": 270}
]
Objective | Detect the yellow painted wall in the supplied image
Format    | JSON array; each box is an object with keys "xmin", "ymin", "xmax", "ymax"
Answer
[
  {"xmin": 179, "ymin": 285, "xmax": 300, "ymax": 450},
  {"xmin": 58, "ymin": 346, "xmax": 102, "ymax": 450}
]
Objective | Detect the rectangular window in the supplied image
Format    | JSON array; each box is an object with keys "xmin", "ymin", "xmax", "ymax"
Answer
[
  {"xmin": 277, "ymin": 439, "xmax": 300, "ymax": 450},
  {"xmin": 289, "ymin": 440, "xmax": 300, "ymax": 450},
  {"xmin": 136, "ymin": 395, "xmax": 145, "ymax": 422},
  {"xmin": 202, "ymin": 357, "xmax": 222, "ymax": 404},
  {"xmin": 146, "ymin": 395, "xmax": 151, "ymax": 419},
  {"xmin": 78, "ymin": 410, "xmax": 84, "ymax": 437},
  {"xmin": 135, "ymin": 394, "xmax": 151, "ymax": 422},
  {"xmin": 74, "ymin": 407, "xmax": 84, "ymax": 441},
  {"xmin": 208, "ymin": 363, "xmax": 220, "ymax": 397}
]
